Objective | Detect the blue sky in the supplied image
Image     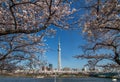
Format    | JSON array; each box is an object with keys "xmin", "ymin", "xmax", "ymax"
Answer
[
  {"xmin": 43, "ymin": 0, "xmax": 112, "ymax": 69},
  {"xmin": 44, "ymin": 28, "xmax": 113, "ymax": 69},
  {"xmin": 43, "ymin": 0, "xmax": 88, "ymax": 69},
  {"xmin": 45, "ymin": 28, "xmax": 88, "ymax": 69}
]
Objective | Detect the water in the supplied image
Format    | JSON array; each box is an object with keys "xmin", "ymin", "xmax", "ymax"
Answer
[{"xmin": 0, "ymin": 77, "xmax": 119, "ymax": 82}]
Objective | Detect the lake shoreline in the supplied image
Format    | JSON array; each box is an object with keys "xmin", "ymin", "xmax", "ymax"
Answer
[
  {"xmin": 0, "ymin": 72, "xmax": 119, "ymax": 80},
  {"xmin": 0, "ymin": 77, "xmax": 118, "ymax": 82}
]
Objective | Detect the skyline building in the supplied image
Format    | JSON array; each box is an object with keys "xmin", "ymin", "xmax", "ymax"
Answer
[{"xmin": 58, "ymin": 39, "xmax": 62, "ymax": 71}]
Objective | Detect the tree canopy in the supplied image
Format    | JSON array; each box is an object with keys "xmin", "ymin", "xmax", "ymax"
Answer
[
  {"xmin": 76, "ymin": 0, "xmax": 120, "ymax": 65},
  {"xmin": 0, "ymin": 0, "xmax": 74, "ymax": 35},
  {"xmin": 0, "ymin": 0, "xmax": 76, "ymax": 70}
]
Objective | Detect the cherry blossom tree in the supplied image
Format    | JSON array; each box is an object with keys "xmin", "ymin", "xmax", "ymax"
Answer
[
  {"xmin": 74, "ymin": 54, "xmax": 114, "ymax": 72},
  {"xmin": 0, "ymin": 0, "xmax": 74, "ymax": 35},
  {"xmin": 72, "ymin": 0, "xmax": 120, "ymax": 66},
  {"xmin": 78, "ymin": 0, "xmax": 120, "ymax": 65},
  {"xmin": 0, "ymin": 0, "xmax": 76, "ymax": 70},
  {"xmin": 0, "ymin": 32, "xmax": 48, "ymax": 70}
]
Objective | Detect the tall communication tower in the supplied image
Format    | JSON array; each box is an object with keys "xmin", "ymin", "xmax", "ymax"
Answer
[{"xmin": 58, "ymin": 39, "xmax": 61, "ymax": 71}]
